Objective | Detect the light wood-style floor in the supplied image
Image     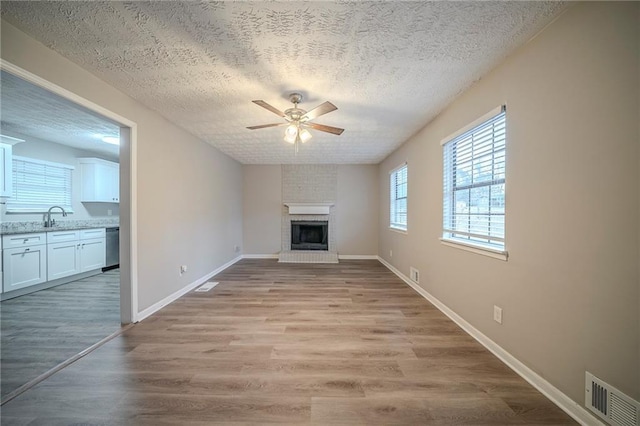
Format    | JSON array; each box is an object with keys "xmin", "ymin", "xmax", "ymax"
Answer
[
  {"xmin": 1, "ymin": 269, "xmax": 121, "ymax": 399},
  {"xmin": 1, "ymin": 260, "xmax": 576, "ymax": 424}
]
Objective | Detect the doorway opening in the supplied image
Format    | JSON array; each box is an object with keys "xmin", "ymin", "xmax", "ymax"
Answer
[{"xmin": 0, "ymin": 61, "xmax": 137, "ymax": 403}]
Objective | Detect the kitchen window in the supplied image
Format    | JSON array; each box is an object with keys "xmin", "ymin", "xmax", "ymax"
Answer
[
  {"xmin": 6, "ymin": 156, "xmax": 74, "ymax": 213},
  {"xmin": 390, "ymin": 163, "xmax": 408, "ymax": 231},
  {"xmin": 442, "ymin": 106, "xmax": 507, "ymax": 259}
]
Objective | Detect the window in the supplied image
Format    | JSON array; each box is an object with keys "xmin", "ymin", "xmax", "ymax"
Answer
[
  {"xmin": 390, "ymin": 163, "xmax": 408, "ymax": 231},
  {"xmin": 442, "ymin": 106, "xmax": 506, "ymax": 256},
  {"xmin": 6, "ymin": 156, "xmax": 74, "ymax": 213}
]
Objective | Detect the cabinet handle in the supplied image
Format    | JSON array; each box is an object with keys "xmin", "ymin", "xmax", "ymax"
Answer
[
  {"xmin": 77, "ymin": 244, "xmax": 81, "ymax": 248},
  {"xmin": 24, "ymin": 248, "xmax": 30, "ymax": 252}
]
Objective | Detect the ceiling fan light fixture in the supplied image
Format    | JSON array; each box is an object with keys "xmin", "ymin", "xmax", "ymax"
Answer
[
  {"xmin": 284, "ymin": 124, "xmax": 298, "ymax": 144},
  {"xmin": 299, "ymin": 127, "xmax": 312, "ymax": 143}
]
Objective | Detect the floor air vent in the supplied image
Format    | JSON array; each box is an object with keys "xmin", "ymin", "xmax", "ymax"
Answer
[
  {"xmin": 195, "ymin": 282, "xmax": 219, "ymax": 292},
  {"xmin": 585, "ymin": 372, "xmax": 639, "ymax": 426}
]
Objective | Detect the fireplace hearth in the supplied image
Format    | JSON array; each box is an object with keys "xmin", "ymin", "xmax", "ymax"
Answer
[{"xmin": 291, "ymin": 221, "xmax": 328, "ymax": 251}]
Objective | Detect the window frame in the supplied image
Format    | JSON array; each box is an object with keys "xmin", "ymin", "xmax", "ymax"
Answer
[
  {"xmin": 440, "ymin": 106, "xmax": 508, "ymax": 260},
  {"xmin": 389, "ymin": 162, "xmax": 408, "ymax": 232},
  {"xmin": 6, "ymin": 155, "xmax": 75, "ymax": 214}
]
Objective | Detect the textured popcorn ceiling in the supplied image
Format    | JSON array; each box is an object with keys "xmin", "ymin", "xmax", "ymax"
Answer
[
  {"xmin": 0, "ymin": 71, "xmax": 121, "ymax": 157},
  {"xmin": 0, "ymin": 1, "xmax": 567, "ymax": 164}
]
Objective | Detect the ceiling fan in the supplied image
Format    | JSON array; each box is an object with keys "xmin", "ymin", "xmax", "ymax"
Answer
[{"xmin": 247, "ymin": 93, "xmax": 344, "ymax": 151}]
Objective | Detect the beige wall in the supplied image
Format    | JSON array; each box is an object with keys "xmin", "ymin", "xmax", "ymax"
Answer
[
  {"xmin": 379, "ymin": 1, "xmax": 639, "ymax": 406},
  {"xmin": 1, "ymin": 137, "xmax": 120, "ymax": 222},
  {"xmin": 242, "ymin": 164, "xmax": 378, "ymax": 256},
  {"xmin": 1, "ymin": 20, "xmax": 244, "ymax": 313},
  {"xmin": 337, "ymin": 165, "xmax": 378, "ymax": 255},
  {"xmin": 243, "ymin": 165, "xmax": 282, "ymax": 255}
]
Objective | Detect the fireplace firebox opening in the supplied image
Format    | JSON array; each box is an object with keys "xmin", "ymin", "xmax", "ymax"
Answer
[{"xmin": 291, "ymin": 221, "xmax": 328, "ymax": 251}]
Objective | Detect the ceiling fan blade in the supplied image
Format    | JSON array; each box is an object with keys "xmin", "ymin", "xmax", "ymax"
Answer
[
  {"xmin": 247, "ymin": 123, "xmax": 286, "ymax": 130},
  {"xmin": 252, "ymin": 100, "xmax": 286, "ymax": 117},
  {"xmin": 305, "ymin": 122, "xmax": 345, "ymax": 135},
  {"xmin": 302, "ymin": 101, "xmax": 337, "ymax": 121}
]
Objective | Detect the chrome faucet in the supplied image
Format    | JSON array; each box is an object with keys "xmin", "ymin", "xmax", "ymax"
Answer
[{"xmin": 44, "ymin": 206, "xmax": 67, "ymax": 228}]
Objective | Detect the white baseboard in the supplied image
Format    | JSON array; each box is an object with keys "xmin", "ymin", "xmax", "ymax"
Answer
[
  {"xmin": 243, "ymin": 254, "xmax": 378, "ymax": 260},
  {"xmin": 241, "ymin": 254, "xmax": 279, "ymax": 259},
  {"xmin": 135, "ymin": 255, "xmax": 242, "ymax": 322},
  {"xmin": 376, "ymin": 256, "xmax": 599, "ymax": 426},
  {"xmin": 338, "ymin": 254, "xmax": 379, "ymax": 260}
]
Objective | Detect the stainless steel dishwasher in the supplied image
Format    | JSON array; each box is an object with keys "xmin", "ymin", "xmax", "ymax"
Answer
[{"xmin": 104, "ymin": 227, "xmax": 120, "ymax": 271}]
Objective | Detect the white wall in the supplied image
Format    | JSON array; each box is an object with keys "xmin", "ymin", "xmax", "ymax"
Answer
[
  {"xmin": 242, "ymin": 164, "xmax": 378, "ymax": 256},
  {"xmin": 1, "ymin": 20, "xmax": 244, "ymax": 313},
  {"xmin": 1, "ymin": 136, "xmax": 119, "ymax": 222},
  {"xmin": 378, "ymin": 1, "xmax": 639, "ymax": 406}
]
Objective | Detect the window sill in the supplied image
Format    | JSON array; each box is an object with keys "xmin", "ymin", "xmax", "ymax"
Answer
[
  {"xmin": 439, "ymin": 238, "xmax": 508, "ymax": 261},
  {"xmin": 389, "ymin": 226, "xmax": 407, "ymax": 235},
  {"xmin": 6, "ymin": 209, "xmax": 75, "ymax": 214}
]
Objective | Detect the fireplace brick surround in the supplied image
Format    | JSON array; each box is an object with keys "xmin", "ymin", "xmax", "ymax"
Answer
[{"xmin": 279, "ymin": 165, "xmax": 339, "ymax": 263}]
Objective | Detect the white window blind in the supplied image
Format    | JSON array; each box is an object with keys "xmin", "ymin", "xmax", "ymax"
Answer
[
  {"xmin": 443, "ymin": 106, "xmax": 506, "ymax": 252},
  {"xmin": 7, "ymin": 156, "xmax": 74, "ymax": 213},
  {"xmin": 390, "ymin": 163, "xmax": 408, "ymax": 231}
]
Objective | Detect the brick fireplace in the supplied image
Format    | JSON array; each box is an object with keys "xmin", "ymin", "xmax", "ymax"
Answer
[{"xmin": 279, "ymin": 165, "xmax": 339, "ymax": 263}]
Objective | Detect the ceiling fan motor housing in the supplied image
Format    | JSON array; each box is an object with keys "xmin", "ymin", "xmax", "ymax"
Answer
[
  {"xmin": 285, "ymin": 93, "xmax": 306, "ymax": 121},
  {"xmin": 288, "ymin": 93, "xmax": 303, "ymax": 105},
  {"xmin": 285, "ymin": 108, "xmax": 306, "ymax": 122}
]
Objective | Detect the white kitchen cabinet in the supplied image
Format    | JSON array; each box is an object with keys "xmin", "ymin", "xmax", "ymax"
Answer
[
  {"xmin": 46, "ymin": 228, "xmax": 105, "ymax": 280},
  {"xmin": 79, "ymin": 238, "xmax": 106, "ymax": 272},
  {"xmin": 0, "ymin": 136, "xmax": 25, "ymax": 198},
  {"xmin": 2, "ymin": 244, "xmax": 47, "ymax": 292},
  {"xmin": 79, "ymin": 158, "xmax": 120, "ymax": 203},
  {"xmin": 0, "ymin": 142, "xmax": 12, "ymax": 197},
  {"xmin": 47, "ymin": 240, "xmax": 80, "ymax": 280},
  {"xmin": 3, "ymin": 232, "xmax": 47, "ymax": 249},
  {"xmin": 46, "ymin": 230, "xmax": 79, "ymax": 244},
  {"xmin": 2, "ymin": 232, "xmax": 48, "ymax": 292},
  {"xmin": 80, "ymin": 228, "xmax": 105, "ymax": 239}
]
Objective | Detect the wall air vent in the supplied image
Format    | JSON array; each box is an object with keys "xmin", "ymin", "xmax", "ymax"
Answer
[{"xmin": 585, "ymin": 372, "xmax": 639, "ymax": 426}]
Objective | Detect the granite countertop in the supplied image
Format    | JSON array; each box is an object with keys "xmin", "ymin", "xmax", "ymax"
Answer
[
  {"xmin": 1, "ymin": 225, "xmax": 109, "ymax": 236},
  {"xmin": 0, "ymin": 220, "xmax": 119, "ymax": 236}
]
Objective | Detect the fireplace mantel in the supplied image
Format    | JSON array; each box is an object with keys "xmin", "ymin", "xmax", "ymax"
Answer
[{"xmin": 284, "ymin": 203, "xmax": 334, "ymax": 215}]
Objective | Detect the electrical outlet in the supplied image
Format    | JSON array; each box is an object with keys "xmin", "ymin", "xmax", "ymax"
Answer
[
  {"xmin": 493, "ymin": 305, "xmax": 503, "ymax": 324},
  {"xmin": 180, "ymin": 265, "xmax": 187, "ymax": 276},
  {"xmin": 107, "ymin": 209, "xmax": 112, "ymax": 216},
  {"xmin": 390, "ymin": 250, "xmax": 393, "ymax": 258},
  {"xmin": 410, "ymin": 267, "xmax": 419, "ymax": 283},
  {"xmin": 234, "ymin": 245, "xmax": 240, "ymax": 253}
]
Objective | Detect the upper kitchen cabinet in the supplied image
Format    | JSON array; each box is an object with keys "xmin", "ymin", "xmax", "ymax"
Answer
[
  {"xmin": 79, "ymin": 158, "xmax": 119, "ymax": 203},
  {"xmin": 0, "ymin": 135, "xmax": 26, "ymax": 198},
  {"xmin": 0, "ymin": 143, "xmax": 11, "ymax": 197}
]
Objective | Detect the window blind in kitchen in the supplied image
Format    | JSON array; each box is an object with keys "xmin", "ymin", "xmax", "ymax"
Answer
[{"xmin": 6, "ymin": 156, "xmax": 74, "ymax": 213}]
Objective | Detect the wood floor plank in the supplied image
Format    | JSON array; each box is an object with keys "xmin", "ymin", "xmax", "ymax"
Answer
[
  {"xmin": 0, "ymin": 269, "xmax": 121, "ymax": 399},
  {"xmin": 188, "ymin": 374, "xmax": 366, "ymax": 398},
  {"xmin": 238, "ymin": 359, "xmax": 406, "ymax": 378},
  {"xmin": 311, "ymin": 396, "xmax": 433, "ymax": 424},
  {"xmin": 0, "ymin": 260, "xmax": 576, "ymax": 424}
]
